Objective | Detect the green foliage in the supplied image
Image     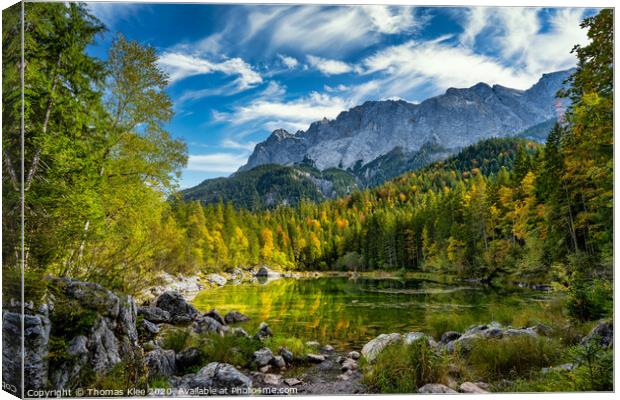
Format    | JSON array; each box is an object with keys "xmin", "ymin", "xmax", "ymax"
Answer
[
  {"xmin": 566, "ymin": 277, "xmax": 612, "ymax": 322},
  {"xmin": 363, "ymin": 340, "xmax": 448, "ymax": 393},
  {"xmin": 569, "ymin": 340, "xmax": 613, "ymax": 391},
  {"xmin": 199, "ymin": 334, "xmax": 263, "ymax": 367},
  {"xmin": 465, "ymin": 336, "xmax": 563, "ymax": 380},
  {"xmin": 160, "ymin": 328, "xmax": 193, "ymax": 353}
]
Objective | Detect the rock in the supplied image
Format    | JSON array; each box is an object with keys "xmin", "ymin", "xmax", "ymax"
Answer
[
  {"xmin": 361, "ymin": 333, "xmax": 401, "ymax": 363},
  {"xmin": 418, "ymin": 383, "xmax": 458, "ymax": 394},
  {"xmin": 255, "ymin": 266, "xmax": 280, "ymax": 277},
  {"xmin": 482, "ymin": 327, "xmax": 503, "ymax": 339},
  {"xmin": 531, "ymin": 323, "xmax": 553, "ymax": 336},
  {"xmin": 279, "ymin": 348, "xmax": 293, "ymax": 364},
  {"xmin": 581, "ymin": 320, "xmax": 613, "ymax": 348},
  {"xmin": 139, "ymin": 319, "xmax": 160, "ymax": 339},
  {"xmin": 263, "ymin": 373, "xmax": 281, "ymax": 386},
  {"xmin": 348, "ymin": 351, "xmax": 360, "ymax": 360},
  {"xmin": 255, "ymin": 322, "xmax": 273, "ymax": 340},
  {"xmin": 447, "ymin": 334, "xmax": 481, "ymax": 353},
  {"xmin": 172, "ymin": 362, "xmax": 252, "ymax": 393},
  {"xmin": 138, "ymin": 306, "xmax": 171, "ymax": 324},
  {"xmin": 145, "ymin": 348, "xmax": 176, "ymax": 378},
  {"xmin": 464, "ymin": 324, "xmax": 488, "ymax": 336},
  {"xmin": 155, "ymin": 291, "xmax": 199, "ymax": 324},
  {"xmin": 440, "ymin": 331, "xmax": 461, "ymax": 344},
  {"xmin": 144, "ymin": 273, "xmax": 204, "ymax": 302},
  {"xmin": 253, "ymin": 348, "xmax": 274, "ymax": 367},
  {"xmin": 404, "ymin": 332, "xmax": 436, "ymax": 346},
  {"xmin": 176, "ymin": 347, "xmax": 202, "ymax": 371},
  {"xmin": 206, "ymin": 274, "xmax": 227, "ymax": 287},
  {"xmin": 321, "ymin": 344, "xmax": 335, "ymax": 353},
  {"xmin": 476, "ymin": 381, "xmax": 491, "ymax": 391},
  {"xmin": 284, "ymin": 378, "xmax": 302, "ymax": 386},
  {"xmin": 503, "ymin": 328, "xmax": 537, "ymax": 337},
  {"xmin": 271, "ymin": 355, "xmax": 286, "ymax": 369},
  {"xmin": 193, "ymin": 316, "xmax": 226, "ymax": 336},
  {"xmin": 205, "ymin": 309, "xmax": 226, "ymax": 326},
  {"xmin": 305, "ymin": 340, "xmax": 320, "ymax": 347},
  {"xmin": 232, "ymin": 327, "xmax": 250, "ymax": 338},
  {"xmin": 2, "ymin": 311, "xmax": 51, "ymax": 392},
  {"xmin": 224, "ymin": 311, "xmax": 250, "ymax": 324},
  {"xmin": 306, "ymin": 354, "xmax": 326, "ymax": 363},
  {"xmin": 459, "ymin": 381, "xmax": 489, "ymax": 393},
  {"xmin": 259, "ymin": 365, "xmax": 271, "ymax": 373},
  {"xmin": 341, "ymin": 358, "xmax": 358, "ymax": 372}
]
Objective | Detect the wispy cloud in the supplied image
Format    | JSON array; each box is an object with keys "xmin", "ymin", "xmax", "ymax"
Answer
[
  {"xmin": 158, "ymin": 52, "xmax": 262, "ymax": 90},
  {"xmin": 278, "ymin": 54, "xmax": 299, "ymax": 69},
  {"xmin": 307, "ymin": 55, "xmax": 356, "ymax": 75},
  {"xmin": 87, "ymin": 2, "xmax": 143, "ymax": 28},
  {"xmin": 186, "ymin": 152, "xmax": 251, "ymax": 173}
]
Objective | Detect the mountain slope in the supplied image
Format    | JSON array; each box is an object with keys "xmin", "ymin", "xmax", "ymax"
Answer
[{"xmin": 240, "ymin": 69, "xmax": 571, "ymax": 172}]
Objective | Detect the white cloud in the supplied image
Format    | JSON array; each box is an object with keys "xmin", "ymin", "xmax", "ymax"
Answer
[
  {"xmin": 158, "ymin": 52, "xmax": 262, "ymax": 90},
  {"xmin": 324, "ymin": 84, "xmax": 349, "ymax": 93},
  {"xmin": 278, "ymin": 54, "xmax": 299, "ymax": 69},
  {"xmin": 221, "ymin": 139, "xmax": 258, "ymax": 152},
  {"xmin": 87, "ymin": 2, "xmax": 142, "ymax": 27},
  {"xmin": 307, "ymin": 55, "xmax": 355, "ymax": 75},
  {"xmin": 361, "ymin": 5, "xmax": 418, "ymax": 34},
  {"xmin": 186, "ymin": 153, "xmax": 250, "ymax": 173}
]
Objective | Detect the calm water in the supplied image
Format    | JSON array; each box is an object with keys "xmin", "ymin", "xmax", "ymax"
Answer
[{"xmin": 192, "ymin": 276, "xmax": 555, "ymax": 350}]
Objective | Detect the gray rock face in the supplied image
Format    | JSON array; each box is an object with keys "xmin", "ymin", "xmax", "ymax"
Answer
[
  {"xmin": 361, "ymin": 333, "xmax": 402, "ymax": 363},
  {"xmin": 145, "ymin": 348, "xmax": 177, "ymax": 378},
  {"xmin": 224, "ymin": 311, "xmax": 250, "ymax": 324},
  {"xmin": 2, "ymin": 311, "xmax": 51, "ymax": 393},
  {"xmin": 139, "ymin": 319, "xmax": 160, "ymax": 339},
  {"xmin": 138, "ymin": 306, "xmax": 171, "ymax": 324},
  {"xmin": 240, "ymin": 70, "xmax": 572, "ymax": 173},
  {"xmin": 173, "ymin": 362, "xmax": 252, "ymax": 393}
]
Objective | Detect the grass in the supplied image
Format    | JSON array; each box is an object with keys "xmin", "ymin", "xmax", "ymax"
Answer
[
  {"xmin": 465, "ymin": 335, "xmax": 564, "ymax": 380},
  {"xmin": 160, "ymin": 327, "xmax": 193, "ymax": 353},
  {"xmin": 199, "ymin": 334, "xmax": 263, "ymax": 367},
  {"xmin": 363, "ymin": 340, "xmax": 448, "ymax": 393},
  {"xmin": 264, "ymin": 335, "xmax": 314, "ymax": 356}
]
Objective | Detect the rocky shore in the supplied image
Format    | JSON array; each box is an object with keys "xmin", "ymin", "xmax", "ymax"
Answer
[{"xmin": 3, "ymin": 275, "xmax": 613, "ymax": 396}]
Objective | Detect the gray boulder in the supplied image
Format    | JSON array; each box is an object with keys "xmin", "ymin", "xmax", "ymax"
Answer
[
  {"xmin": 348, "ymin": 351, "xmax": 360, "ymax": 360},
  {"xmin": 138, "ymin": 306, "xmax": 171, "ymax": 324},
  {"xmin": 255, "ymin": 322, "xmax": 273, "ymax": 340},
  {"xmin": 418, "ymin": 383, "xmax": 457, "ymax": 393},
  {"xmin": 255, "ymin": 266, "xmax": 280, "ymax": 277},
  {"xmin": 253, "ymin": 348, "xmax": 274, "ymax": 367},
  {"xmin": 206, "ymin": 274, "xmax": 227, "ymax": 287},
  {"xmin": 231, "ymin": 327, "xmax": 250, "ymax": 338},
  {"xmin": 581, "ymin": 320, "xmax": 613, "ymax": 348},
  {"xmin": 271, "ymin": 355, "xmax": 286, "ymax": 369},
  {"xmin": 172, "ymin": 362, "xmax": 252, "ymax": 393},
  {"xmin": 155, "ymin": 291, "xmax": 199, "ymax": 324},
  {"xmin": 176, "ymin": 347, "xmax": 202, "ymax": 371},
  {"xmin": 193, "ymin": 316, "xmax": 225, "ymax": 336},
  {"xmin": 459, "ymin": 381, "xmax": 490, "ymax": 393},
  {"xmin": 279, "ymin": 347, "xmax": 294, "ymax": 364},
  {"xmin": 145, "ymin": 348, "xmax": 176, "ymax": 378},
  {"xmin": 440, "ymin": 331, "xmax": 461, "ymax": 344},
  {"xmin": 361, "ymin": 333, "xmax": 401, "ymax": 363},
  {"xmin": 224, "ymin": 311, "xmax": 250, "ymax": 324},
  {"xmin": 306, "ymin": 354, "xmax": 326, "ymax": 363},
  {"xmin": 205, "ymin": 309, "xmax": 226, "ymax": 326},
  {"xmin": 139, "ymin": 319, "xmax": 160, "ymax": 340}
]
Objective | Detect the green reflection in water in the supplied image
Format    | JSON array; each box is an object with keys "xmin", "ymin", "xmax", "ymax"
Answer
[{"xmin": 192, "ymin": 277, "xmax": 557, "ymax": 350}]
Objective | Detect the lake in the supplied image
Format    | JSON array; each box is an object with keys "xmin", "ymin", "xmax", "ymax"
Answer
[{"xmin": 192, "ymin": 276, "xmax": 557, "ymax": 350}]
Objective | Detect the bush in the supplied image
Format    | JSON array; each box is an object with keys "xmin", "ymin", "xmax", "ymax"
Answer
[
  {"xmin": 566, "ymin": 278, "xmax": 612, "ymax": 322},
  {"xmin": 160, "ymin": 328, "xmax": 192, "ymax": 353},
  {"xmin": 569, "ymin": 340, "xmax": 613, "ymax": 391},
  {"xmin": 363, "ymin": 340, "xmax": 448, "ymax": 393},
  {"xmin": 199, "ymin": 334, "xmax": 262, "ymax": 367},
  {"xmin": 466, "ymin": 335, "xmax": 563, "ymax": 380}
]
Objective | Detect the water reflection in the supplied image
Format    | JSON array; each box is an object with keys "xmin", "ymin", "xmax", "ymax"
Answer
[{"xmin": 192, "ymin": 277, "xmax": 554, "ymax": 350}]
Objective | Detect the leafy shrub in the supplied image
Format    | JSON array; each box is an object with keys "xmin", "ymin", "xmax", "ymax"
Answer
[
  {"xmin": 199, "ymin": 334, "xmax": 262, "ymax": 367},
  {"xmin": 466, "ymin": 335, "xmax": 563, "ymax": 380},
  {"xmin": 363, "ymin": 340, "xmax": 448, "ymax": 393},
  {"xmin": 566, "ymin": 278, "xmax": 612, "ymax": 322},
  {"xmin": 569, "ymin": 340, "xmax": 613, "ymax": 391}
]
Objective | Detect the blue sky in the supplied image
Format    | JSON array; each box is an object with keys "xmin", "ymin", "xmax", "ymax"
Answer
[{"xmin": 86, "ymin": 3, "xmax": 595, "ymax": 188}]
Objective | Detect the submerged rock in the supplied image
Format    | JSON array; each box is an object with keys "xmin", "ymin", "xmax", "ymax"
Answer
[
  {"xmin": 361, "ymin": 333, "xmax": 401, "ymax": 363},
  {"xmin": 418, "ymin": 383, "xmax": 457, "ymax": 393},
  {"xmin": 224, "ymin": 311, "xmax": 250, "ymax": 324}
]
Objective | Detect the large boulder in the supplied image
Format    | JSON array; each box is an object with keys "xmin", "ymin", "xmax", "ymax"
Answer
[
  {"xmin": 255, "ymin": 266, "xmax": 280, "ymax": 277},
  {"xmin": 138, "ymin": 306, "xmax": 171, "ymax": 324},
  {"xmin": 155, "ymin": 291, "xmax": 199, "ymax": 324},
  {"xmin": 145, "ymin": 348, "xmax": 177, "ymax": 378},
  {"xmin": 172, "ymin": 362, "xmax": 252, "ymax": 394},
  {"xmin": 581, "ymin": 320, "xmax": 613, "ymax": 348},
  {"xmin": 253, "ymin": 348, "xmax": 274, "ymax": 367},
  {"xmin": 361, "ymin": 333, "xmax": 401, "ymax": 363},
  {"xmin": 205, "ymin": 309, "xmax": 226, "ymax": 326}
]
